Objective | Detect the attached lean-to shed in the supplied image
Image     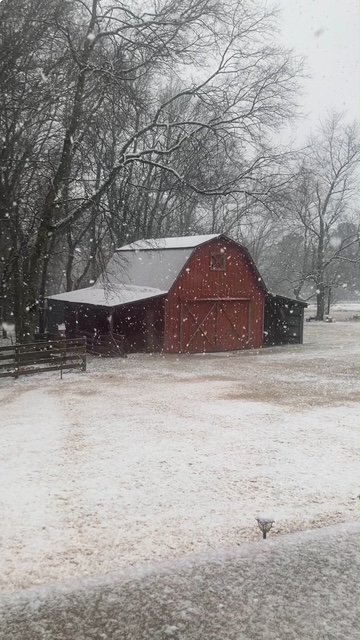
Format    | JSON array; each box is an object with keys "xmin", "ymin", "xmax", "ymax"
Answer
[
  {"xmin": 264, "ymin": 293, "xmax": 307, "ymax": 346},
  {"xmin": 46, "ymin": 234, "xmax": 306, "ymax": 354}
]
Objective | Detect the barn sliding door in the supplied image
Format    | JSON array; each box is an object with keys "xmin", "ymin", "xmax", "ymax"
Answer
[
  {"xmin": 217, "ymin": 300, "xmax": 250, "ymax": 351},
  {"xmin": 180, "ymin": 301, "xmax": 217, "ymax": 352},
  {"xmin": 180, "ymin": 300, "xmax": 250, "ymax": 353}
]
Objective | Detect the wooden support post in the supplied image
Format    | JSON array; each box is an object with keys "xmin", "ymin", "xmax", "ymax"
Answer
[
  {"xmin": 82, "ymin": 337, "xmax": 86, "ymax": 371},
  {"xmin": 14, "ymin": 345, "xmax": 19, "ymax": 379},
  {"xmin": 146, "ymin": 308, "xmax": 156, "ymax": 352},
  {"xmin": 60, "ymin": 341, "xmax": 64, "ymax": 380}
]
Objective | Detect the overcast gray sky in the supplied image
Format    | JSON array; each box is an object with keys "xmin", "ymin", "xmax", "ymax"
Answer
[{"xmin": 276, "ymin": 0, "xmax": 358, "ymax": 140}]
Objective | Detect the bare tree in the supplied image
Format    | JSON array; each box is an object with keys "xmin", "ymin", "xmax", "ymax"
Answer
[
  {"xmin": 268, "ymin": 114, "xmax": 359, "ymax": 316},
  {"xmin": 0, "ymin": 0, "xmax": 72, "ymax": 336},
  {"xmin": 1, "ymin": 0, "xmax": 303, "ymax": 339}
]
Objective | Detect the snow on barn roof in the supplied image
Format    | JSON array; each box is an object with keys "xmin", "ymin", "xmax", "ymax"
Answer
[
  {"xmin": 47, "ymin": 284, "xmax": 166, "ymax": 308},
  {"xmin": 100, "ymin": 247, "xmax": 194, "ymax": 292},
  {"xmin": 117, "ymin": 235, "xmax": 220, "ymax": 251},
  {"xmin": 100, "ymin": 234, "xmax": 236, "ymax": 293},
  {"xmin": 98, "ymin": 234, "xmax": 220, "ymax": 292}
]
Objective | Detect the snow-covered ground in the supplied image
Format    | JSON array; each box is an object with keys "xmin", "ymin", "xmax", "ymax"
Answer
[{"xmin": 0, "ymin": 319, "xmax": 358, "ymax": 592}]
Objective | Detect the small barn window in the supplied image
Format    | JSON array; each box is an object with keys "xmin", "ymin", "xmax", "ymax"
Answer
[{"xmin": 210, "ymin": 253, "xmax": 226, "ymax": 271}]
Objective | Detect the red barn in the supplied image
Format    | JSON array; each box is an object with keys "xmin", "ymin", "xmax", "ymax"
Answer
[
  {"xmin": 46, "ymin": 234, "xmax": 306, "ymax": 354},
  {"xmin": 163, "ymin": 235, "xmax": 264, "ymax": 353}
]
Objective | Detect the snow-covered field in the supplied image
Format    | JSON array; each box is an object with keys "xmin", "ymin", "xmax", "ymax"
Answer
[{"xmin": 0, "ymin": 319, "xmax": 358, "ymax": 593}]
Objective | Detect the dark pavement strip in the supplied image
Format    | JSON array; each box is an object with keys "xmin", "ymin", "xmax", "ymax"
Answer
[{"xmin": 0, "ymin": 522, "xmax": 358, "ymax": 640}]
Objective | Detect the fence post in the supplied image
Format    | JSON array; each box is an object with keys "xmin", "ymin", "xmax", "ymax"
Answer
[
  {"xmin": 60, "ymin": 340, "xmax": 63, "ymax": 380},
  {"xmin": 14, "ymin": 345, "xmax": 19, "ymax": 379},
  {"xmin": 82, "ymin": 337, "xmax": 86, "ymax": 371}
]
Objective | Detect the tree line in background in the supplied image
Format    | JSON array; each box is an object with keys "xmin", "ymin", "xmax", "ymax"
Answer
[{"xmin": 0, "ymin": 0, "xmax": 358, "ymax": 340}]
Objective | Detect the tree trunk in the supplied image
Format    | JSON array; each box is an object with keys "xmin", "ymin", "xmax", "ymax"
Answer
[
  {"xmin": 38, "ymin": 239, "xmax": 53, "ymax": 335},
  {"xmin": 316, "ymin": 283, "xmax": 326, "ymax": 322},
  {"xmin": 316, "ymin": 213, "xmax": 325, "ymax": 321},
  {"xmin": 326, "ymin": 286, "xmax": 331, "ymax": 315},
  {"xmin": 13, "ymin": 258, "xmax": 34, "ymax": 342}
]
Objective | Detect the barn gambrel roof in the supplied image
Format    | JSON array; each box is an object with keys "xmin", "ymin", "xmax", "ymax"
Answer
[
  {"xmin": 102, "ymin": 233, "xmax": 267, "ymax": 291},
  {"xmin": 47, "ymin": 234, "xmax": 266, "ymax": 307}
]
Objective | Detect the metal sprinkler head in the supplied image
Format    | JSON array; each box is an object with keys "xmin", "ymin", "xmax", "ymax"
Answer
[{"xmin": 256, "ymin": 516, "xmax": 275, "ymax": 539}]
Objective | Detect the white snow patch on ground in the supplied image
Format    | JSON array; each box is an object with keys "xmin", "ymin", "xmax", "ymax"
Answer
[{"xmin": 0, "ymin": 321, "xmax": 358, "ymax": 592}]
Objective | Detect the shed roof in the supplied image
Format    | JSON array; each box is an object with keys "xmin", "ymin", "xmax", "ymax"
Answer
[
  {"xmin": 47, "ymin": 284, "xmax": 166, "ymax": 308},
  {"xmin": 266, "ymin": 292, "xmax": 308, "ymax": 307}
]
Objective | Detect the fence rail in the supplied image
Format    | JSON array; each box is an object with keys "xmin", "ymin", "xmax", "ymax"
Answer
[
  {"xmin": 0, "ymin": 338, "xmax": 86, "ymax": 379},
  {"xmin": 34, "ymin": 332, "xmax": 126, "ymax": 357}
]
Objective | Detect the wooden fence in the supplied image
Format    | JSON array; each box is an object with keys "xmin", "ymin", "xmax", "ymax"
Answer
[
  {"xmin": 0, "ymin": 337, "xmax": 86, "ymax": 379},
  {"xmin": 35, "ymin": 332, "xmax": 126, "ymax": 357}
]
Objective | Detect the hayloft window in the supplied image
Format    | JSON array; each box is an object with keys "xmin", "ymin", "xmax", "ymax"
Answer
[{"xmin": 210, "ymin": 252, "xmax": 226, "ymax": 271}]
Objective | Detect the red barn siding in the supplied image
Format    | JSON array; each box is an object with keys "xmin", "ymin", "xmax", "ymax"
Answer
[{"xmin": 164, "ymin": 238, "xmax": 264, "ymax": 353}]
